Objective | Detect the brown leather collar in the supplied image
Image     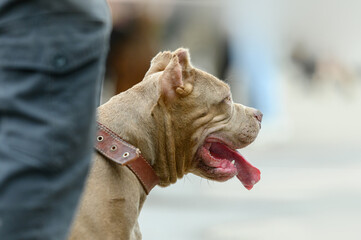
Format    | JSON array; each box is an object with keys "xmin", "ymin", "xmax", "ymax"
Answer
[{"xmin": 94, "ymin": 122, "xmax": 159, "ymax": 194}]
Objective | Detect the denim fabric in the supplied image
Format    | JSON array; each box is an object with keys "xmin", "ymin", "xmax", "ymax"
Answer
[{"xmin": 0, "ymin": 1, "xmax": 111, "ymax": 239}]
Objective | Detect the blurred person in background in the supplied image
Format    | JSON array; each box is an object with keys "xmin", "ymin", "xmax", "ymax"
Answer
[
  {"xmin": 0, "ymin": 1, "xmax": 111, "ymax": 239},
  {"xmin": 224, "ymin": 0, "xmax": 288, "ymax": 143}
]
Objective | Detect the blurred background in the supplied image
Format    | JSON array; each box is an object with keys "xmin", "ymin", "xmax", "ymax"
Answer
[{"xmin": 104, "ymin": 0, "xmax": 361, "ymax": 239}]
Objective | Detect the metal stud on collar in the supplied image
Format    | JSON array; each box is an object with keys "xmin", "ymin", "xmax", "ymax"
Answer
[
  {"xmin": 110, "ymin": 145, "xmax": 117, "ymax": 151},
  {"xmin": 123, "ymin": 152, "xmax": 129, "ymax": 158},
  {"xmin": 97, "ymin": 136, "xmax": 104, "ymax": 142}
]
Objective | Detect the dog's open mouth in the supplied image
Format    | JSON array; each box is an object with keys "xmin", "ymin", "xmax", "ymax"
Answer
[{"xmin": 196, "ymin": 139, "xmax": 261, "ymax": 190}]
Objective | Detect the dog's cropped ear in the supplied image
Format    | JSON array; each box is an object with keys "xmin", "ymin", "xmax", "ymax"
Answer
[
  {"xmin": 160, "ymin": 49, "xmax": 194, "ymax": 105},
  {"xmin": 144, "ymin": 51, "xmax": 173, "ymax": 77},
  {"xmin": 174, "ymin": 48, "xmax": 192, "ymax": 71},
  {"xmin": 160, "ymin": 55, "xmax": 183, "ymax": 104}
]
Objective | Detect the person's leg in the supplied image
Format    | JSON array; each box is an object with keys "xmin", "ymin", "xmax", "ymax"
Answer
[{"xmin": 0, "ymin": 2, "xmax": 111, "ymax": 239}]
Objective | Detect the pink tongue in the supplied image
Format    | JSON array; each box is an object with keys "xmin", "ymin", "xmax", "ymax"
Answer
[
  {"xmin": 210, "ymin": 142, "xmax": 261, "ymax": 190},
  {"xmin": 234, "ymin": 153, "xmax": 261, "ymax": 190}
]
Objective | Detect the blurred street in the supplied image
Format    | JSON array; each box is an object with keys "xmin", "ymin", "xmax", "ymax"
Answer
[{"xmin": 139, "ymin": 77, "xmax": 361, "ymax": 240}]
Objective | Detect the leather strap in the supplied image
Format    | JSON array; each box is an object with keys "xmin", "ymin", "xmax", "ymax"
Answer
[{"xmin": 95, "ymin": 122, "xmax": 159, "ymax": 194}]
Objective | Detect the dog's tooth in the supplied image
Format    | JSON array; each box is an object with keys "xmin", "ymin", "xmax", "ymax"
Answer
[{"xmin": 231, "ymin": 160, "xmax": 235, "ymax": 165}]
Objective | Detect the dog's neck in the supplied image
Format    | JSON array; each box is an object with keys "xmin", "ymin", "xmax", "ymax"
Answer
[{"xmin": 97, "ymin": 79, "xmax": 192, "ymax": 187}]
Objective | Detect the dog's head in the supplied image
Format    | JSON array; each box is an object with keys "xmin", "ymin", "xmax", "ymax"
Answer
[{"xmin": 144, "ymin": 48, "xmax": 262, "ymax": 189}]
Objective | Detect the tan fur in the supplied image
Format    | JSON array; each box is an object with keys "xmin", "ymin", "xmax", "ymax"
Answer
[{"xmin": 68, "ymin": 48, "xmax": 260, "ymax": 240}]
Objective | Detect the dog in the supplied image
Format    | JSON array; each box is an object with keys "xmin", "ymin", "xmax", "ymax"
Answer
[{"xmin": 68, "ymin": 48, "xmax": 262, "ymax": 240}]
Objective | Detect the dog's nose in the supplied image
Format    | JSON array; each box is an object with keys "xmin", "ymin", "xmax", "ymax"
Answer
[{"xmin": 253, "ymin": 110, "xmax": 263, "ymax": 123}]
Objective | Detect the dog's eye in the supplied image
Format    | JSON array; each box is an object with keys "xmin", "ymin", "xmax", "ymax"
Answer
[{"xmin": 223, "ymin": 96, "xmax": 232, "ymax": 103}]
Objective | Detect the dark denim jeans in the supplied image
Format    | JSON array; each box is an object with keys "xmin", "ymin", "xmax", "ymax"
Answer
[{"xmin": 0, "ymin": 1, "xmax": 111, "ymax": 239}]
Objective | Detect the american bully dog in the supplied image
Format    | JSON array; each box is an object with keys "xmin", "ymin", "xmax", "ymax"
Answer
[{"xmin": 69, "ymin": 48, "xmax": 262, "ymax": 240}]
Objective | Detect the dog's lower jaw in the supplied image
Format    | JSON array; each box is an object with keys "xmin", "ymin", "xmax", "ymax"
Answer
[{"xmin": 68, "ymin": 155, "xmax": 146, "ymax": 240}]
